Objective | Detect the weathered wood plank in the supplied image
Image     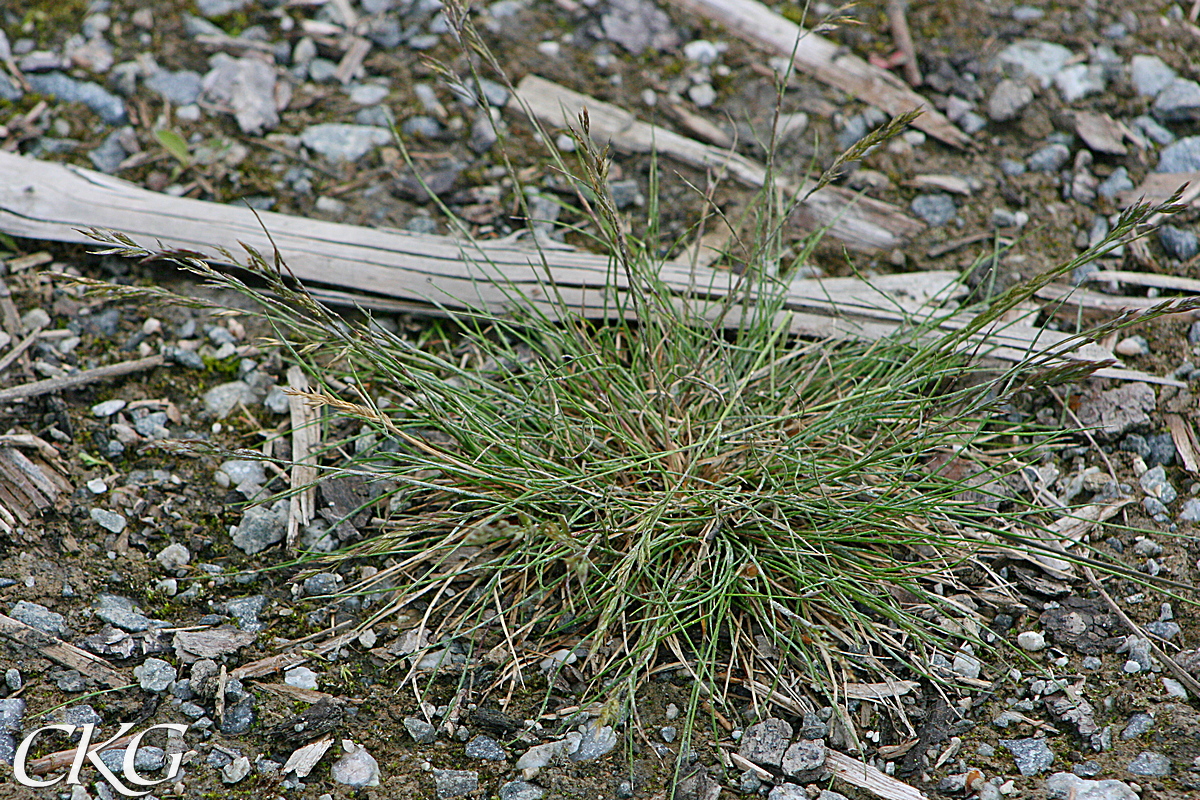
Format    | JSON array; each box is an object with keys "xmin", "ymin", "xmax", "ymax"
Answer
[
  {"xmin": 511, "ymin": 74, "xmax": 925, "ymax": 253},
  {"xmin": 0, "ymin": 151, "xmax": 1148, "ymax": 382},
  {"xmin": 665, "ymin": 0, "xmax": 971, "ymax": 149}
]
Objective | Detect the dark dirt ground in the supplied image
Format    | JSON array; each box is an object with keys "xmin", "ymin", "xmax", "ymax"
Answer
[{"xmin": 2, "ymin": 0, "xmax": 1200, "ymax": 798}]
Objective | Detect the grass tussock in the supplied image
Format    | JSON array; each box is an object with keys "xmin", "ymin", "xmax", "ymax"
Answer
[{"xmin": 79, "ymin": 0, "xmax": 1195, "ymax": 737}]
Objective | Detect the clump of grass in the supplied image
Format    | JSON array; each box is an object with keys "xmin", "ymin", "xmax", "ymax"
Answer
[{"xmin": 79, "ymin": 0, "xmax": 1195, "ymax": 751}]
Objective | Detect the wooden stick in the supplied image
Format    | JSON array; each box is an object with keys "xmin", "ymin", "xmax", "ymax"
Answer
[
  {"xmin": 886, "ymin": 0, "xmax": 922, "ymax": 86},
  {"xmin": 0, "ymin": 322, "xmax": 45, "ymax": 375},
  {"xmin": 0, "ymin": 354, "xmax": 164, "ymax": 403},
  {"xmin": 665, "ymin": 0, "xmax": 967, "ymax": 148},
  {"xmin": 0, "ymin": 613, "xmax": 131, "ymax": 689}
]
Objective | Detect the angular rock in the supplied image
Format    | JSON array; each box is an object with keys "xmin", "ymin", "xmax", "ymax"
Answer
[
  {"xmin": 433, "ymin": 768, "xmax": 478, "ymax": 799},
  {"xmin": 201, "ymin": 53, "xmax": 279, "ymax": 135},
  {"xmin": 1126, "ymin": 751, "xmax": 1170, "ymax": 777},
  {"xmin": 993, "ymin": 40, "xmax": 1073, "ymax": 87},
  {"xmin": 1156, "ymin": 136, "xmax": 1200, "ymax": 173},
  {"xmin": 1153, "ymin": 78, "xmax": 1200, "ymax": 123},
  {"xmin": 987, "ymin": 78, "xmax": 1034, "ymax": 122},
  {"xmin": 1074, "ymin": 383, "xmax": 1155, "ymax": 440},
  {"xmin": 1044, "ymin": 772, "xmax": 1137, "ymax": 800},
  {"xmin": 500, "ymin": 780, "xmax": 545, "ymax": 800},
  {"xmin": 738, "ymin": 718, "xmax": 792, "ymax": 768},
  {"xmin": 1002, "ymin": 737, "xmax": 1055, "ymax": 776},
  {"xmin": 1130, "ymin": 55, "xmax": 1176, "ymax": 97},
  {"xmin": 332, "ymin": 742, "xmax": 381, "ymax": 787},
  {"xmin": 301, "ymin": 123, "xmax": 391, "ymax": 162},
  {"xmin": 600, "ymin": 0, "xmax": 681, "ymax": 55},
  {"xmin": 466, "ymin": 734, "xmax": 507, "ymax": 761},
  {"xmin": 781, "ymin": 739, "xmax": 826, "ymax": 779}
]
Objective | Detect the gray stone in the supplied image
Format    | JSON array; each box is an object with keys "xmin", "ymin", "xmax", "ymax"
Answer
[
  {"xmin": 96, "ymin": 605, "xmax": 154, "ymax": 632},
  {"xmin": 500, "ymin": 780, "xmax": 545, "ymax": 800},
  {"xmin": 952, "ymin": 647, "xmax": 982, "ymax": 679},
  {"xmin": 1096, "ymin": 167, "xmax": 1134, "ymax": 200},
  {"xmin": 231, "ymin": 500, "xmax": 288, "ymax": 555},
  {"xmin": 1178, "ymin": 497, "xmax": 1200, "ymax": 522},
  {"xmin": 144, "ymin": 69, "xmax": 203, "ymax": 105},
  {"xmin": 1011, "ymin": 5, "xmax": 1044, "ymax": 21},
  {"xmin": 994, "ymin": 40, "xmax": 1073, "ymax": 87},
  {"xmin": 54, "ymin": 670, "xmax": 87, "ymax": 692},
  {"xmin": 1139, "ymin": 465, "xmax": 1176, "ymax": 505},
  {"xmin": 1121, "ymin": 712, "xmax": 1153, "ymax": 739},
  {"xmin": 203, "ymin": 381, "xmax": 256, "ymax": 418},
  {"xmin": 1131, "ymin": 55, "xmax": 1177, "ymax": 97},
  {"xmin": 739, "ymin": 718, "xmax": 792, "ymax": 767},
  {"xmin": 466, "ymin": 734, "xmax": 507, "ymax": 761},
  {"xmin": 1045, "ymin": 772, "xmax": 1137, "ymax": 800},
  {"xmin": 401, "ymin": 115, "xmax": 445, "ymax": 139},
  {"xmin": 1143, "ymin": 620, "xmax": 1180, "ymax": 640},
  {"xmin": 220, "ymin": 695, "xmax": 255, "ymax": 734},
  {"xmin": 1002, "ymin": 737, "xmax": 1055, "ymax": 776},
  {"xmin": 1028, "ymin": 143, "xmax": 1071, "ymax": 172},
  {"xmin": 332, "ymin": 743, "xmax": 381, "ymax": 787},
  {"xmin": 1133, "ymin": 115, "xmax": 1175, "ymax": 146},
  {"xmin": 284, "ymin": 666, "xmax": 319, "ymax": 690},
  {"xmin": 781, "ymin": 739, "xmax": 826, "ymax": 778},
  {"xmin": 90, "ymin": 507, "xmax": 127, "ymax": 533},
  {"xmin": 89, "ymin": 129, "xmax": 127, "ymax": 173},
  {"xmin": 302, "ymin": 572, "xmax": 342, "ymax": 597},
  {"xmin": 910, "ymin": 193, "xmax": 957, "ymax": 226},
  {"xmin": 988, "ymin": 79, "xmax": 1034, "ymax": 121},
  {"xmin": 349, "ymin": 83, "xmax": 389, "ymax": 106},
  {"xmin": 1055, "ymin": 63, "xmax": 1106, "ymax": 103},
  {"xmin": 403, "ymin": 716, "xmax": 437, "ymax": 744},
  {"xmin": 1160, "ymin": 225, "xmax": 1200, "ymax": 261},
  {"xmin": 1156, "ymin": 136, "xmax": 1200, "ymax": 173},
  {"xmin": 99, "ymin": 745, "xmax": 165, "ymax": 775},
  {"xmin": 570, "ymin": 722, "xmax": 617, "ymax": 761},
  {"xmin": 768, "ymin": 785, "xmax": 808, "ymax": 800},
  {"xmin": 201, "ymin": 54, "xmax": 278, "ymax": 135},
  {"xmin": 11, "ymin": 600, "xmax": 67, "ymax": 636},
  {"xmin": 1153, "ymin": 79, "xmax": 1200, "ymax": 122},
  {"xmin": 301, "ymin": 123, "xmax": 391, "ymax": 162},
  {"xmin": 91, "ymin": 399, "xmax": 127, "ymax": 417},
  {"xmin": 1017, "ymin": 630, "xmax": 1046, "ymax": 651},
  {"xmin": 600, "ymin": 0, "xmax": 681, "ymax": 55},
  {"xmin": 195, "ymin": 0, "xmax": 250, "ymax": 16},
  {"xmin": 0, "ymin": 698, "xmax": 26, "ymax": 733},
  {"xmin": 688, "ymin": 82, "xmax": 716, "ymax": 108},
  {"xmin": 1126, "ymin": 751, "xmax": 1170, "ymax": 777},
  {"xmin": 1075, "ymin": 382, "xmax": 1155, "ymax": 440},
  {"xmin": 514, "ymin": 739, "xmax": 571, "ymax": 770},
  {"xmin": 26, "ymin": 72, "xmax": 127, "ymax": 123},
  {"xmin": 469, "ymin": 112, "xmax": 498, "ymax": 153},
  {"xmin": 433, "ymin": 768, "xmax": 479, "ymax": 798},
  {"xmin": 798, "ymin": 711, "xmax": 828, "ymax": 739},
  {"xmin": 225, "ymin": 594, "xmax": 267, "ymax": 630},
  {"xmin": 133, "ymin": 657, "xmax": 177, "ymax": 692},
  {"xmin": 1073, "ymin": 761, "xmax": 1102, "ymax": 778},
  {"xmin": 4, "ymin": 669, "xmax": 21, "ymax": 692}
]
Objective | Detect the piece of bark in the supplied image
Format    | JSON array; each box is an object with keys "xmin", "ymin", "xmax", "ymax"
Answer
[
  {"xmin": 0, "ymin": 152, "xmax": 1137, "ymax": 379},
  {"xmin": 826, "ymin": 748, "xmax": 928, "ymax": 800},
  {"xmin": 287, "ymin": 365, "xmax": 318, "ymax": 549},
  {"xmin": 666, "ymin": 0, "xmax": 968, "ymax": 149},
  {"xmin": 0, "ymin": 612, "xmax": 130, "ymax": 689},
  {"xmin": 1167, "ymin": 413, "xmax": 1200, "ymax": 474},
  {"xmin": 511, "ymin": 74, "xmax": 925, "ymax": 253},
  {"xmin": 1074, "ymin": 111, "xmax": 1128, "ymax": 155}
]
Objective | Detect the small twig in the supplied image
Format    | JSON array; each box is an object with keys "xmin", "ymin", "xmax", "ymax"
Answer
[
  {"xmin": 1082, "ymin": 565, "xmax": 1200, "ymax": 698},
  {"xmin": 886, "ymin": 0, "xmax": 923, "ymax": 86},
  {"xmin": 0, "ymin": 354, "xmax": 165, "ymax": 403},
  {"xmin": 0, "ymin": 321, "xmax": 45, "ymax": 375},
  {"xmin": 24, "ymin": 733, "xmax": 138, "ymax": 776}
]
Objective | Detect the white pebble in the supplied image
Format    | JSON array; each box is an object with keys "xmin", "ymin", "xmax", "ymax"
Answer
[
  {"xmin": 1016, "ymin": 631, "xmax": 1046, "ymax": 651},
  {"xmin": 86, "ymin": 478, "xmax": 108, "ymax": 494},
  {"xmin": 1115, "ymin": 336, "xmax": 1149, "ymax": 357}
]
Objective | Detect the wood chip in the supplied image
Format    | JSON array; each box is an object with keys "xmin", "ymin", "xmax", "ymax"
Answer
[
  {"xmin": 173, "ymin": 626, "xmax": 258, "ymax": 662},
  {"xmin": 1167, "ymin": 413, "xmax": 1200, "ymax": 474},
  {"xmin": 826, "ymin": 749, "xmax": 928, "ymax": 800},
  {"xmin": 1116, "ymin": 171, "xmax": 1200, "ymax": 211},
  {"xmin": 288, "ymin": 365, "xmax": 319, "ymax": 550},
  {"xmin": 283, "ymin": 737, "xmax": 335, "ymax": 777},
  {"xmin": 905, "ymin": 174, "xmax": 974, "ymax": 195},
  {"xmin": 0, "ymin": 612, "xmax": 131, "ymax": 689},
  {"xmin": 1074, "ymin": 111, "xmax": 1128, "ymax": 155},
  {"xmin": 843, "ymin": 680, "xmax": 920, "ymax": 701}
]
